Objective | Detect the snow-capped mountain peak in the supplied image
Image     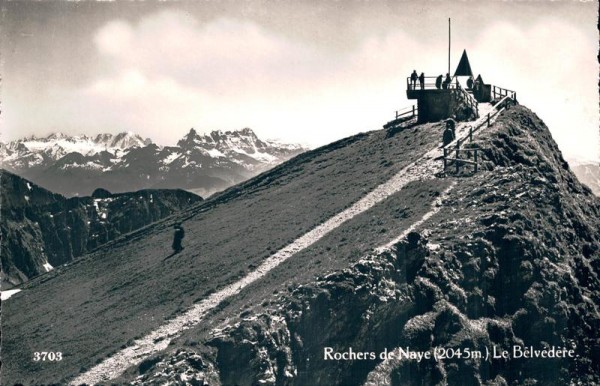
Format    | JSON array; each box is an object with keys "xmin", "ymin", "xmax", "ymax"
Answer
[
  {"xmin": 102, "ymin": 131, "xmax": 151, "ymax": 149},
  {"xmin": 45, "ymin": 132, "xmax": 69, "ymax": 141},
  {"xmin": 0, "ymin": 131, "xmax": 154, "ymax": 170},
  {"xmin": 0, "ymin": 128, "xmax": 307, "ymax": 197},
  {"xmin": 175, "ymin": 127, "xmax": 287, "ymax": 163}
]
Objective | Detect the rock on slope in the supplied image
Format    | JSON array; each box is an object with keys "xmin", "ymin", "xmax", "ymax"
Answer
[
  {"xmin": 132, "ymin": 107, "xmax": 600, "ymax": 386},
  {"xmin": 0, "ymin": 170, "xmax": 202, "ymax": 287}
]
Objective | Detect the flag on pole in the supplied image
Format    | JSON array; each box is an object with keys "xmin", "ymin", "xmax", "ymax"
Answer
[{"xmin": 453, "ymin": 49, "xmax": 473, "ymax": 77}]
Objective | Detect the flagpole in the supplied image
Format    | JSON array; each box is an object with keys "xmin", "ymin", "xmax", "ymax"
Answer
[{"xmin": 448, "ymin": 18, "xmax": 451, "ymax": 76}]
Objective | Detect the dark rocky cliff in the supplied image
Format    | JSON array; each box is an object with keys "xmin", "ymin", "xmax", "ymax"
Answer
[
  {"xmin": 131, "ymin": 107, "xmax": 600, "ymax": 385},
  {"xmin": 0, "ymin": 170, "xmax": 202, "ymax": 287}
]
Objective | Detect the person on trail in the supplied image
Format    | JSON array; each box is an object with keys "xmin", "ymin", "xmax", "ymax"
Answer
[
  {"xmin": 447, "ymin": 118, "xmax": 456, "ymax": 136},
  {"xmin": 410, "ymin": 70, "xmax": 418, "ymax": 89},
  {"xmin": 442, "ymin": 119, "xmax": 456, "ymax": 146},
  {"xmin": 467, "ymin": 76, "xmax": 474, "ymax": 89},
  {"xmin": 442, "ymin": 126, "xmax": 455, "ymax": 146},
  {"xmin": 419, "ymin": 72, "xmax": 425, "ymax": 89},
  {"xmin": 172, "ymin": 223, "xmax": 185, "ymax": 253},
  {"xmin": 435, "ymin": 74, "xmax": 443, "ymax": 89}
]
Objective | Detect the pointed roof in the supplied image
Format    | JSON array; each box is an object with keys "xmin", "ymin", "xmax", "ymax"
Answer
[
  {"xmin": 475, "ymin": 74, "xmax": 484, "ymax": 83},
  {"xmin": 453, "ymin": 49, "xmax": 473, "ymax": 77}
]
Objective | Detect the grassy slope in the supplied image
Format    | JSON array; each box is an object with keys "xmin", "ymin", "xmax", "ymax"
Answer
[
  {"xmin": 120, "ymin": 106, "xmax": 600, "ymax": 386},
  {"xmin": 2, "ymin": 121, "xmax": 446, "ymax": 384},
  {"xmin": 170, "ymin": 179, "xmax": 451, "ymax": 347}
]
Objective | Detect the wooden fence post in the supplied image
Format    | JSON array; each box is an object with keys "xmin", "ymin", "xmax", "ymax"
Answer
[
  {"xmin": 443, "ymin": 148, "xmax": 447, "ymax": 171},
  {"xmin": 487, "ymin": 113, "xmax": 490, "ymax": 127},
  {"xmin": 412, "ymin": 105, "xmax": 415, "ymax": 117},
  {"xmin": 474, "ymin": 149, "xmax": 478, "ymax": 173},
  {"xmin": 469, "ymin": 127, "xmax": 473, "ymax": 142},
  {"xmin": 455, "ymin": 141, "xmax": 460, "ymax": 173}
]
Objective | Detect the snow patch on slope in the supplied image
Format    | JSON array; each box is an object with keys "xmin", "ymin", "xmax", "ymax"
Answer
[{"xmin": 1, "ymin": 289, "xmax": 22, "ymax": 301}]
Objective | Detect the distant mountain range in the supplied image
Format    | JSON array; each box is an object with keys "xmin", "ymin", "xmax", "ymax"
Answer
[
  {"xmin": 571, "ymin": 162, "xmax": 600, "ymax": 196},
  {"xmin": 0, "ymin": 129, "xmax": 306, "ymax": 197}
]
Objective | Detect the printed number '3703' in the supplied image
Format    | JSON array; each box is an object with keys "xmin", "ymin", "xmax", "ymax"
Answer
[{"xmin": 33, "ymin": 352, "xmax": 63, "ymax": 361}]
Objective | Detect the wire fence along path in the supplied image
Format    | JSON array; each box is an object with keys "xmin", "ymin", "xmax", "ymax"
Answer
[{"xmin": 72, "ymin": 103, "xmax": 510, "ymax": 385}]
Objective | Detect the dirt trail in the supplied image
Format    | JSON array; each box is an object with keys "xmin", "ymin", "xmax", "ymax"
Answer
[{"xmin": 72, "ymin": 112, "xmax": 494, "ymax": 385}]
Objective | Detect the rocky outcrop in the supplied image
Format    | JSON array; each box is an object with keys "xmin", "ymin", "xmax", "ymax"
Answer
[
  {"xmin": 0, "ymin": 170, "xmax": 202, "ymax": 287},
  {"xmin": 131, "ymin": 349, "xmax": 220, "ymax": 386}
]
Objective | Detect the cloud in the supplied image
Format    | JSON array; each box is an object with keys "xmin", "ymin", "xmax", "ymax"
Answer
[
  {"xmin": 80, "ymin": 11, "xmax": 427, "ymax": 145},
  {"xmin": 92, "ymin": 12, "xmax": 324, "ymax": 95},
  {"xmin": 94, "ymin": 20, "xmax": 134, "ymax": 56},
  {"xmin": 4, "ymin": 9, "xmax": 597, "ymax": 163}
]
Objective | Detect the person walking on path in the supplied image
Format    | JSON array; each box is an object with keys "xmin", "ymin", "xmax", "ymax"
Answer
[
  {"xmin": 419, "ymin": 72, "xmax": 425, "ymax": 89},
  {"xmin": 442, "ymin": 119, "xmax": 456, "ymax": 146},
  {"xmin": 172, "ymin": 223, "xmax": 185, "ymax": 253},
  {"xmin": 410, "ymin": 70, "xmax": 418, "ymax": 89},
  {"xmin": 443, "ymin": 126, "xmax": 455, "ymax": 146}
]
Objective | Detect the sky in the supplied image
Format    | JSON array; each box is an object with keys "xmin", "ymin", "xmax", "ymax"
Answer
[{"xmin": 1, "ymin": 0, "xmax": 598, "ymax": 163}]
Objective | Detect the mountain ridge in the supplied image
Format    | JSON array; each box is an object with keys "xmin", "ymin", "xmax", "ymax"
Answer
[
  {"xmin": 570, "ymin": 162, "xmax": 600, "ymax": 196},
  {"xmin": 0, "ymin": 170, "xmax": 202, "ymax": 287},
  {"xmin": 0, "ymin": 128, "xmax": 306, "ymax": 197}
]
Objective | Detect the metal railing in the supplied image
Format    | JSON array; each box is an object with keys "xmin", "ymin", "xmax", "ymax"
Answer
[
  {"xmin": 406, "ymin": 76, "xmax": 479, "ymax": 117},
  {"xmin": 406, "ymin": 76, "xmax": 459, "ymax": 91}
]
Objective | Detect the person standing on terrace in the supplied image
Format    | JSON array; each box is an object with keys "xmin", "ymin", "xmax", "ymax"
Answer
[{"xmin": 410, "ymin": 70, "xmax": 418, "ymax": 89}]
